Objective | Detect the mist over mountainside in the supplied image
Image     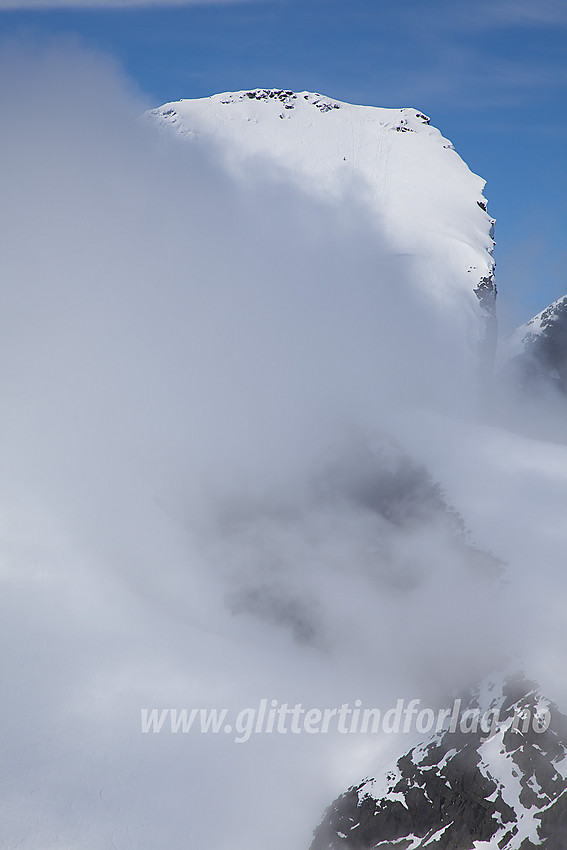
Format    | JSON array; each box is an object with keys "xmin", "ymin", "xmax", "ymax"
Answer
[
  {"xmin": 1, "ymin": 49, "xmax": 567, "ymax": 850},
  {"xmin": 495, "ymin": 296, "xmax": 567, "ymax": 441}
]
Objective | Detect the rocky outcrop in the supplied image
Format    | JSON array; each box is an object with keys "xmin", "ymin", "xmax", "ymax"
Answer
[
  {"xmin": 475, "ymin": 271, "xmax": 498, "ymax": 391},
  {"xmin": 310, "ymin": 677, "xmax": 567, "ymax": 849}
]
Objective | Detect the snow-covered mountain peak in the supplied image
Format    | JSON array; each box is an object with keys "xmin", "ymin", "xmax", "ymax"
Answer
[
  {"xmin": 498, "ymin": 294, "xmax": 567, "ymax": 406},
  {"xmin": 148, "ymin": 88, "xmax": 497, "ymax": 360},
  {"xmin": 503, "ymin": 295, "xmax": 567, "ymax": 360}
]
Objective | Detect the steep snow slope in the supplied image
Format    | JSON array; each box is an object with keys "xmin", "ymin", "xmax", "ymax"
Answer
[{"xmin": 149, "ymin": 90, "xmax": 496, "ymax": 320}]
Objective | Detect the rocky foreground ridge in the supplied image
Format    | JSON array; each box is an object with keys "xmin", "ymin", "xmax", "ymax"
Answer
[{"xmin": 310, "ymin": 677, "xmax": 567, "ymax": 850}]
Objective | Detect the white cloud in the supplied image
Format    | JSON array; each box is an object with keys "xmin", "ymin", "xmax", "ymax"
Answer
[
  {"xmin": 484, "ymin": 0, "xmax": 567, "ymax": 26},
  {"xmin": 440, "ymin": 0, "xmax": 567, "ymax": 29},
  {"xmin": 2, "ymin": 38, "xmax": 567, "ymax": 850},
  {"xmin": 0, "ymin": 0, "xmax": 264, "ymax": 9},
  {"xmin": 0, "ymin": 39, "xmax": 495, "ymax": 849}
]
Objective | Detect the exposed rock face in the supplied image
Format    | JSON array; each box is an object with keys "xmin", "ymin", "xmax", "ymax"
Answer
[
  {"xmin": 475, "ymin": 272, "xmax": 498, "ymax": 394},
  {"xmin": 310, "ymin": 677, "xmax": 567, "ymax": 849}
]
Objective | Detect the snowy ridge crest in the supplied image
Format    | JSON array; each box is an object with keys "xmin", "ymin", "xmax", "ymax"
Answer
[{"xmin": 151, "ymin": 88, "xmax": 433, "ymax": 131}]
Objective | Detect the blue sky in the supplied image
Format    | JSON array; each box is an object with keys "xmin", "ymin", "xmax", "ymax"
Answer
[{"xmin": 2, "ymin": 0, "xmax": 566, "ymax": 327}]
